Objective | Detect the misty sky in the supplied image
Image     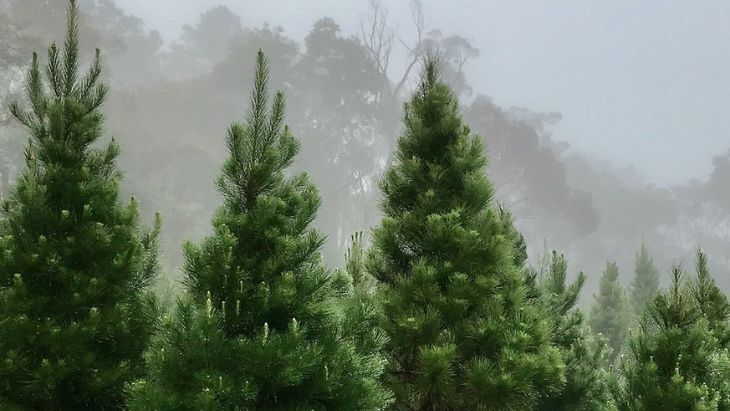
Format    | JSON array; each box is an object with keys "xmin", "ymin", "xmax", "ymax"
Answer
[{"xmin": 116, "ymin": 0, "xmax": 730, "ymax": 186}]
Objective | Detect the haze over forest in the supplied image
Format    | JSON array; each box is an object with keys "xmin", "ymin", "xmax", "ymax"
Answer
[
  {"xmin": 3, "ymin": 0, "xmax": 730, "ymax": 299},
  {"xmin": 6, "ymin": 1, "xmax": 730, "ymax": 409}
]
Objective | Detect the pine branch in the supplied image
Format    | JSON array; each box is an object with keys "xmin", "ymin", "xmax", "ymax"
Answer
[
  {"xmin": 63, "ymin": 0, "xmax": 80, "ymax": 97},
  {"xmin": 247, "ymin": 49, "xmax": 270, "ymax": 163},
  {"xmin": 47, "ymin": 42, "xmax": 64, "ymax": 98}
]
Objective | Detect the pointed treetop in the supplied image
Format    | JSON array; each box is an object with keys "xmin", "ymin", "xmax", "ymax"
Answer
[
  {"xmin": 10, "ymin": 0, "xmax": 107, "ymax": 138},
  {"xmin": 63, "ymin": 0, "xmax": 80, "ymax": 96},
  {"xmin": 419, "ymin": 52, "xmax": 442, "ymax": 94}
]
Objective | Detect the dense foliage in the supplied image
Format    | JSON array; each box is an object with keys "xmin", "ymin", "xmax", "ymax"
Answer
[
  {"xmin": 532, "ymin": 252, "xmax": 613, "ymax": 410},
  {"xmin": 128, "ymin": 50, "xmax": 391, "ymax": 410},
  {"xmin": 367, "ymin": 60, "xmax": 564, "ymax": 410},
  {"xmin": 0, "ymin": 1, "xmax": 159, "ymax": 409},
  {"xmin": 614, "ymin": 261, "xmax": 730, "ymax": 410},
  {"xmin": 1, "ymin": 2, "xmax": 730, "ymax": 410}
]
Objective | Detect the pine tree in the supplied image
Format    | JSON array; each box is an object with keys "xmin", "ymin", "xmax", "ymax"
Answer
[
  {"xmin": 614, "ymin": 267, "xmax": 730, "ymax": 410},
  {"xmin": 345, "ymin": 231, "xmax": 377, "ymax": 294},
  {"xmin": 0, "ymin": 1, "xmax": 160, "ymax": 409},
  {"xmin": 690, "ymin": 249, "xmax": 730, "ymax": 347},
  {"xmin": 630, "ymin": 243, "xmax": 660, "ymax": 317},
  {"xmin": 337, "ymin": 231, "xmax": 391, "ymax": 395},
  {"xmin": 368, "ymin": 59, "xmax": 564, "ymax": 410},
  {"xmin": 589, "ymin": 261, "xmax": 631, "ymax": 363},
  {"xmin": 535, "ymin": 252, "xmax": 613, "ymax": 411},
  {"xmin": 129, "ymin": 50, "xmax": 391, "ymax": 410}
]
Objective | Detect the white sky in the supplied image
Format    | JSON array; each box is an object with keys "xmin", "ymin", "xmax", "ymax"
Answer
[{"xmin": 116, "ymin": 0, "xmax": 730, "ymax": 186}]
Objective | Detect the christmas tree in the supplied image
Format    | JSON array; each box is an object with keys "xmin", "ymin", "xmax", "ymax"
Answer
[
  {"xmin": 129, "ymin": 50, "xmax": 391, "ymax": 410},
  {"xmin": 368, "ymin": 58, "xmax": 564, "ymax": 410},
  {"xmin": 0, "ymin": 1, "xmax": 160, "ymax": 408},
  {"xmin": 629, "ymin": 243, "xmax": 660, "ymax": 317},
  {"xmin": 614, "ymin": 266, "xmax": 730, "ymax": 410},
  {"xmin": 589, "ymin": 261, "xmax": 631, "ymax": 363},
  {"xmin": 533, "ymin": 251, "xmax": 613, "ymax": 411}
]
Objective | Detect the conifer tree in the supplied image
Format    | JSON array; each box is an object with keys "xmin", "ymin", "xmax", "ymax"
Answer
[
  {"xmin": 0, "ymin": 1, "xmax": 160, "ymax": 409},
  {"xmin": 337, "ymin": 231, "xmax": 390, "ymax": 388},
  {"xmin": 614, "ymin": 267, "xmax": 730, "ymax": 410},
  {"xmin": 345, "ymin": 231, "xmax": 377, "ymax": 294},
  {"xmin": 589, "ymin": 261, "xmax": 631, "ymax": 363},
  {"xmin": 129, "ymin": 51, "xmax": 391, "ymax": 410},
  {"xmin": 629, "ymin": 243, "xmax": 660, "ymax": 317},
  {"xmin": 535, "ymin": 252, "xmax": 613, "ymax": 411},
  {"xmin": 368, "ymin": 58, "xmax": 564, "ymax": 410},
  {"xmin": 690, "ymin": 249, "xmax": 730, "ymax": 347}
]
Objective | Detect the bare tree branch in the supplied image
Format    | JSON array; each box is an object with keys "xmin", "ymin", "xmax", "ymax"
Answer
[
  {"xmin": 359, "ymin": 0, "xmax": 395, "ymax": 79},
  {"xmin": 393, "ymin": 0, "xmax": 426, "ymax": 98}
]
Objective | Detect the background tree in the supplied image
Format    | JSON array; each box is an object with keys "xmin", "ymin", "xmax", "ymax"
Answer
[
  {"xmin": 368, "ymin": 59, "xmax": 563, "ymax": 410},
  {"xmin": 589, "ymin": 261, "xmax": 631, "ymax": 363},
  {"xmin": 5, "ymin": 0, "xmax": 163, "ymax": 87},
  {"xmin": 6, "ymin": 0, "xmax": 730, "ymax": 310},
  {"xmin": 129, "ymin": 50, "xmax": 391, "ymax": 410},
  {"xmin": 690, "ymin": 249, "xmax": 730, "ymax": 347},
  {"xmin": 630, "ymin": 243, "xmax": 660, "ymax": 318},
  {"xmin": 165, "ymin": 5, "xmax": 244, "ymax": 81},
  {"xmin": 291, "ymin": 18, "xmax": 384, "ymax": 262},
  {"xmin": 614, "ymin": 267, "xmax": 730, "ymax": 410},
  {"xmin": 533, "ymin": 251, "xmax": 613, "ymax": 410},
  {"xmin": 0, "ymin": 1, "xmax": 160, "ymax": 408},
  {"xmin": 336, "ymin": 231, "xmax": 391, "ymax": 395},
  {"xmin": 462, "ymin": 98, "xmax": 599, "ymax": 238}
]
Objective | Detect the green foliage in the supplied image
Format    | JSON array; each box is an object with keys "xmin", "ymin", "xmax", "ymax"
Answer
[
  {"xmin": 691, "ymin": 249, "xmax": 730, "ymax": 346},
  {"xmin": 337, "ymin": 232, "xmax": 391, "ymax": 394},
  {"xmin": 368, "ymin": 59, "xmax": 564, "ymax": 410},
  {"xmin": 614, "ymin": 265, "xmax": 730, "ymax": 410},
  {"xmin": 630, "ymin": 243, "xmax": 660, "ymax": 317},
  {"xmin": 128, "ymin": 295, "xmax": 254, "ymax": 410},
  {"xmin": 0, "ymin": 1, "xmax": 160, "ymax": 408},
  {"xmin": 344, "ymin": 231, "xmax": 380, "ymax": 295},
  {"xmin": 589, "ymin": 261, "xmax": 631, "ymax": 363},
  {"xmin": 534, "ymin": 251, "xmax": 614, "ymax": 410},
  {"xmin": 129, "ymin": 50, "xmax": 391, "ymax": 410}
]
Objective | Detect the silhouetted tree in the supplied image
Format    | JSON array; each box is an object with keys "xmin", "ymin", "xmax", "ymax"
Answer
[
  {"xmin": 166, "ymin": 5, "xmax": 244, "ymax": 80},
  {"xmin": 629, "ymin": 243, "xmax": 660, "ymax": 317},
  {"xmin": 589, "ymin": 261, "xmax": 631, "ymax": 363},
  {"xmin": 292, "ymin": 18, "xmax": 384, "ymax": 263}
]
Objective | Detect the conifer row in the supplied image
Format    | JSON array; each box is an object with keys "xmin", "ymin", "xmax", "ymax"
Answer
[{"xmin": 1, "ymin": 2, "xmax": 729, "ymax": 410}]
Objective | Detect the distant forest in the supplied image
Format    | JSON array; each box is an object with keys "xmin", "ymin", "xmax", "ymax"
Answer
[
  {"xmin": 3, "ymin": 1, "xmax": 730, "ymax": 410},
  {"xmin": 3, "ymin": 1, "xmax": 730, "ymax": 297}
]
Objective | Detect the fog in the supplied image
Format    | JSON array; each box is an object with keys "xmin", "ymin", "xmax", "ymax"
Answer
[
  {"xmin": 3, "ymin": 0, "xmax": 730, "ymax": 301},
  {"xmin": 119, "ymin": 0, "xmax": 730, "ymax": 185}
]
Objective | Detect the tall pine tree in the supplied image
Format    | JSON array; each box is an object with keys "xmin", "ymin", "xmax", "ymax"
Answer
[
  {"xmin": 589, "ymin": 261, "xmax": 631, "ymax": 363},
  {"xmin": 368, "ymin": 58, "xmax": 564, "ymax": 410},
  {"xmin": 629, "ymin": 243, "xmax": 660, "ymax": 317},
  {"xmin": 129, "ymin": 50, "xmax": 391, "ymax": 410},
  {"xmin": 0, "ymin": 1, "xmax": 160, "ymax": 409},
  {"xmin": 614, "ymin": 266, "xmax": 730, "ymax": 410}
]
